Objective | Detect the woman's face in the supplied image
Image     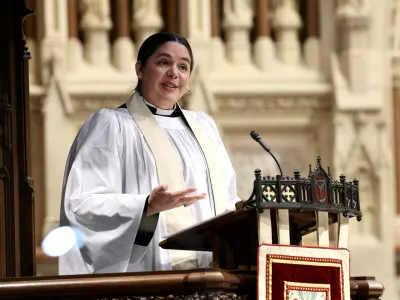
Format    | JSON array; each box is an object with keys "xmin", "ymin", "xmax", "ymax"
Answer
[{"xmin": 136, "ymin": 41, "xmax": 191, "ymax": 109}]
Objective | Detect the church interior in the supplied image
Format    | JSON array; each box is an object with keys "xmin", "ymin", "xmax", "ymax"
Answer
[{"xmin": 1, "ymin": 0, "xmax": 400, "ymax": 299}]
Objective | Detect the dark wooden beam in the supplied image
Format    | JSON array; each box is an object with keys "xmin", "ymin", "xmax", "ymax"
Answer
[{"xmin": 0, "ymin": 0, "xmax": 36, "ymax": 278}]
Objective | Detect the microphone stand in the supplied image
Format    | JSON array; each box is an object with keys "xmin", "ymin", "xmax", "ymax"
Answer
[
  {"xmin": 241, "ymin": 131, "xmax": 284, "ymax": 210},
  {"xmin": 250, "ymin": 130, "xmax": 283, "ymax": 177}
]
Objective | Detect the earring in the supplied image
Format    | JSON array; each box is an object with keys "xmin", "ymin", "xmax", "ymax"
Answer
[
  {"xmin": 138, "ymin": 75, "xmax": 142, "ymax": 80},
  {"xmin": 186, "ymin": 87, "xmax": 191, "ymax": 93}
]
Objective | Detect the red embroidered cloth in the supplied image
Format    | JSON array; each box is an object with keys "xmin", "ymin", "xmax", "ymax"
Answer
[{"xmin": 257, "ymin": 244, "xmax": 350, "ymax": 300}]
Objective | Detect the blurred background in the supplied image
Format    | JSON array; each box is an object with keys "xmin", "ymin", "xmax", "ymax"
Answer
[{"xmin": 23, "ymin": 0, "xmax": 400, "ymax": 299}]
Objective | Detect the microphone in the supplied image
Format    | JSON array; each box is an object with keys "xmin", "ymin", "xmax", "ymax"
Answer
[{"xmin": 250, "ymin": 130, "xmax": 283, "ymax": 177}]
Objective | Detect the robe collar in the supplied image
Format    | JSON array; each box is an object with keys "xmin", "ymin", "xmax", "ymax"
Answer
[
  {"xmin": 119, "ymin": 94, "xmax": 181, "ymax": 118},
  {"xmin": 143, "ymin": 99, "xmax": 181, "ymax": 117}
]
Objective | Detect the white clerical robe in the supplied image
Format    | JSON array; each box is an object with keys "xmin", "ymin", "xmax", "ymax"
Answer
[{"xmin": 59, "ymin": 98, "xmax": 240, "ymax": 275}]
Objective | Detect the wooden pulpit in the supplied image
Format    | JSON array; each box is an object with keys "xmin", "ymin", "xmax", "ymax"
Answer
[
  {"xmin": 0, "ymin": 157, "xmax": 385, "ymax": 300},
  {"xmin": 159, "ymin": 157, "xmax": 384, "ymax": 300},
  {"xmin": 161, "ymin": 157, "xmax": 360, "ymax": 269}
]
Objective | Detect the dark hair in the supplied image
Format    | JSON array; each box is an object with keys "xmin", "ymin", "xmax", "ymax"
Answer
[{"xmin": 135, "ymin": 32, "xmax": 194, "ymax": 93}]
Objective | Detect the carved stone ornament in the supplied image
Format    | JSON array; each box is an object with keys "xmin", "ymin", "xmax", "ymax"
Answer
[
  {"xmin": 334, "ymin": 111, "xmax": 389, "ymax": 173},
  {"xmin": 97, "ymin": 292, "xmax": 251, "ymax": 300},
  {"xmin": 223, "ymin": 0, "xmax": 253, "ymax": 27},
  {"xmin": 80, "ymin": 0, "xmax": 112, "ymax": 28},
  {"xmin": 71, "ymin": 96, "xmax": 127, "ymax": 113},
  {"xmin": 215, "ymin": 96, "xmax": 331, "ymax": 112},
  {"xmin": 337, "ymin": 0, "xmax": 367, "ymax": 9},
  {"xmin": 68, "ymin": 94, "xmax": 331, "ymax": 116},
  {"xmin": 133, "ymin": 0, "xmax": 164, "ymax": 28}
]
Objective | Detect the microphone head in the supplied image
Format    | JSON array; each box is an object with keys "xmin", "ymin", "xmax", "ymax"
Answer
[{"xmin": 250, "ymin": 130, "xmax": 261, "ymax": 141}]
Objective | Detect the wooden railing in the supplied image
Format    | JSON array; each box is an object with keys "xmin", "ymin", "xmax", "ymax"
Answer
[
  {"xmin": 0, "ymin": 270, "xmax": 384, "ymax": 300},
  {"xmin": 0, "ymin": 269, "xmax": 254, "ymax": 300}
]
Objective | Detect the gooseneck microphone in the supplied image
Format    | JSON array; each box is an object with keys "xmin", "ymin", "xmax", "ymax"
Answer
[{"xmin": 250, "ymin": 130, "xmax": 283, "ymax": 177}]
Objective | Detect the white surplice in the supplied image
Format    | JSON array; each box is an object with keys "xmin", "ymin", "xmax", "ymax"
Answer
[{"xmin": 59, "ymin": 96, "xmax": 240, "ymax": 275}]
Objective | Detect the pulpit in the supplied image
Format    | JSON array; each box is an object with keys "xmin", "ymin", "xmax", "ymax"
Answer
[
  {"xmin": 161, "ymin": 157, "xmax": 360, "ymax": 261},
  {"xmin": 0, "ymin": 158, "xmax": 385, "ymax": 299},
  {"xmin": 159, "ymin": 157, "xmax": 382, "ymax": 300}
]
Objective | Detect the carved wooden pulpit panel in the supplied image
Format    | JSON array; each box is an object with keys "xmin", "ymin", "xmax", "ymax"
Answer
[{"xmin": 0, "ymin": 0, "xmax": 35, "ymax": 277}]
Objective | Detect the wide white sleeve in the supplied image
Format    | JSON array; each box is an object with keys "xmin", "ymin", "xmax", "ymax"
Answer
[
  {"xmin": 195, "ymin": 112, "xmax": 241, "ymax": 210},
  {"xmin": 60, "ymin": 109, "xmax": 155, "ymax": 274}
]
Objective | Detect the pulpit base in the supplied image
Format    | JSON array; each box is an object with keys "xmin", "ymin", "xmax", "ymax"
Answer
[{"xmin": 0, "ymin": 269, "xmax": 384, "ymax": 300}]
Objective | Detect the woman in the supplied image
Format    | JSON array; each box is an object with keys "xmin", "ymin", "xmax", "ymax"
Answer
[{"xmin": 59, "ymin": 32, "xmax": 240, "ymax": 275}]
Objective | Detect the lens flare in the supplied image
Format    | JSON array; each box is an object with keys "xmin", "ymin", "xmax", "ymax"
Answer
[{"xmin": 41, "ymin": 226, "xmax": 86, "ymax": 257}]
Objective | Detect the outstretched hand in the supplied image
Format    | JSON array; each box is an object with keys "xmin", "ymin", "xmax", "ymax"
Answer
[{"xmin": 146, "ymin": 184, "xmax": 207, "ymax": 216}]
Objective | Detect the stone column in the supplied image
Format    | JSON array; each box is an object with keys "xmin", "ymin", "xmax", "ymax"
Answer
[
  {"xmin": 80, "ymin": 0, "xmax": 113, "ymax": 65},
  {"xmin": 112, "ymin": 0, "xmax": 135, "ymax": 71},
  {"xmin": 180, "ymin": 0, "xmax": 213, "ymax": 72},
  {"xmin": 318, "ymin": 0, "xmax": 336, "ymax": 76},
  {"xmin": 67, "ymin": 0, "xmax": 84, "ymax": 71},
  {"xmin": 332, "ymin": 1, "xmax": 397, "ymax": 298},
  {"xmin": 132, "ymin": 0, "xmax": 164, "ymax": 51},
  {"xmin": 335, "ymin": 2, "xmax": 369, "ymax": 93},
  {"xmin": 253, "ymin": 0, "xmax": 275, "ymax": 70},
  {"xmin": 393, "ymin": 56, "xmax": 400, "ymax": 245},
  {"xmin": 210, "ymin": 0, "xmax": 225, "ymax": 68},
  {"xmin": 180, "ymin": 0, "xmax": 211, "ymax": 41},
  {"xmin": 395, "ymin": 89, "xmax": 400, "ymax": 213},
  {"xmin": 272, "ymin": 0, "xmax": 302, "ymax": 65},
  {"xmin": 37, "ymin": 0, "xmax": 68, "ymax": 84},
  {"xmin": 304, "ymin": 0, "xmax": 320, "ymax": 71},
  {"xmin": 178, "ymin": 0, "xmax": 214, "ymax": 112},
  {"xmin": 36, "ymin": 0, "xmax": 69, "ymax": 237},
  {"xmin": 222, "ymin": 0, "xmax": 253, "ymax": 65}
]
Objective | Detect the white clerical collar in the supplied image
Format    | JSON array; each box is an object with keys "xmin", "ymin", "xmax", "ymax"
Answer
[{"xmin": 143, "ymin": 98, "xmax": 176, "ymax": 116}]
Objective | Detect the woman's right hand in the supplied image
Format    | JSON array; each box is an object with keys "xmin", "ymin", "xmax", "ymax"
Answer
[{"xmin": 146, "ymin": 184, "xmax": 206, "ymax": 216}]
